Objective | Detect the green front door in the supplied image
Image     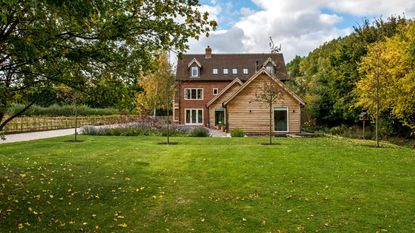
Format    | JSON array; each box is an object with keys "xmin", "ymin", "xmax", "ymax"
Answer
[
  {"xmin": 215, "ymin": 109, "xmax": 225, "ymax": 126},
  {"xmin": 274, "ymin": 107, "xmax": 288, "ymax": 131}
]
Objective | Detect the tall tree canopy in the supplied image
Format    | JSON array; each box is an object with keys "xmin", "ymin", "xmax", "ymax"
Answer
[
  {"xmin": 286, "ymin": 17, "xmax": 407, "ymax": 131},
  {"xmin": 0, "ymin": 0, "xmax": 217, "ymax": 130}
]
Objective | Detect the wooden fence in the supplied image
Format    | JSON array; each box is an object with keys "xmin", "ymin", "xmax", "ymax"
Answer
[{"xmin": 3, "ymin": 115, "xmax": 141, "ymax": 134}]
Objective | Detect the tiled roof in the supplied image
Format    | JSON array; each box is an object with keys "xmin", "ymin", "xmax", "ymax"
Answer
[{"xmin": 176, "ymin": 53, "xmax": 288, "ymax": 81}]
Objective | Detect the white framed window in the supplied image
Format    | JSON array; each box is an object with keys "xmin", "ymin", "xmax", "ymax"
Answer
[
  {"xmin": 185, "ymin": 109, "xmax": 203, "ymax": 125},
  {"xmin": 274, "ymin": 107, "xmax": 289, "ymax": 132},
  {"xmin": 191, "ymin": 67, "xmax": 199, "ymax": 77},
  {"xmin": 212, "ymin": 68, "xmax": 218, "ymax": 74},
  {"xmin": 243, "ymin": 68, "xmax": 248, "ymax": 74},
  {"xmin": 184, "ymin": 88, "xmax": 203, "ymax": 100},
  {"xmin": 223, "ymin": 68, "xmax": 228, "ymax": 74},
  {"xmin": 213, "ymin": 88, "xmax": 219, "ymax": 95},
  {"xmin": 232, "ymin": 68, "xmax": 238, "ymax": 74}
]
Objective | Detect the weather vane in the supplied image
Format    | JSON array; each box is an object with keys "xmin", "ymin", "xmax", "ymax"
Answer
[{"xmin": 269, "ymin": 37, "xmax": 281, "ymax": 53}]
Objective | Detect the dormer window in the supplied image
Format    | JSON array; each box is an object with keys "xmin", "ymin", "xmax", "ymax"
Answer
[
  {"xmin": 243, "ymin": 68, "xmax": 248, "ymax": 74},
  {"xmin": 266, "ymin": 64, "xmax": 274, "ymax": 74},
  {"xmin": 191, "ymin": 66, "xmax": 199, "ymax": 77},
  {"xmin": 212, "ymin": 68, "xmax": 218, "ymax": 75},
  {"xmin": 188, "ymin": 58, "xmax": 202, "ymax": 78},
  {"xmin": 263, "ymin": 57, "xmax": 277, "ymax": 75},
  {"xmin": 223, "ymin": 68, "xmax": 229, "ymax": 75},
  {"xmin": 232, "ymin": 68, "xmax": 238, "ymax": 74}
]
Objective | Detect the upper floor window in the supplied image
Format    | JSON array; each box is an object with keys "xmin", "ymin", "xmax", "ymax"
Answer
[
  {"xmin": 243, "ymin": 68, "xmax": 248, "ymax": 74},
  {"xmin": 212, "ymin": 68, "xmax": 218, "ymax": 75},
  {"xmin": 191, "ymin": 67, "xmax": 199, "ymax": 77},
  {"xmin": 232, "ymin": 68, "xmax": 238, "ymax": 74},
  {"xmin": 223, "ymin": 68, "xmax": 228, "ymax": 75},
  {"xmin": 184, "ymin": 88, "xmax": 203, "ymax": 100},
  {"xmin": 213, "ymin": 88, "xmax": 219, "ymax": 95}
]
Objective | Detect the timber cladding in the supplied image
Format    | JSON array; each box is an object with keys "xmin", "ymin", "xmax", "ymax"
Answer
[
  {"xmin": 226, "ymin": 74, "xmax": 301, "ymax": 134},
  {"xmin": 208, "ymin": 83, "xmax": 242, "ymax": 127}
]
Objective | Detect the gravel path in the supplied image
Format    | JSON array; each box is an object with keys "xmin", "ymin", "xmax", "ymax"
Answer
[
  {"xmin": 208, "ymin": 128, "xmax": 229, "ymax": 137},
  {"xmin": 0, "ymin": 128, "xmax": 79, "ymax": 144}
]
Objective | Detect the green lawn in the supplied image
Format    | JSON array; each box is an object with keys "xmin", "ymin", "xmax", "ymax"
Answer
[{"xmin": 0, "ymin": 136, "xmax": 414, "ymax": 232}]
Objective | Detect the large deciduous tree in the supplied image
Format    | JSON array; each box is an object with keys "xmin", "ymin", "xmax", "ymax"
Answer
[{"xmin": 0, "ymin": 0, "xmax": 217, "ymax": 132}]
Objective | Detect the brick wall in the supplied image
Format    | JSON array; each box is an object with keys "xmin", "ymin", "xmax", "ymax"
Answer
[{"xmin": 177, "ymin": 81, "xmax": 230, "ymax": 126}]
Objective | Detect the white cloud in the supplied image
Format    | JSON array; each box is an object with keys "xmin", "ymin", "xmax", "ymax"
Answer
[
  {"xmin": 319, "ymin": 14, "xmax": 343, "ymax": 25},
  {"xmin": 326, "ymin": 0, "xmax": 415, "ymax": 17},
  {"xmin": 240, "ymin": 7, "xmax": 256, "ymax": 17},
  {"xmin": 187, "ymin": 0, "xmax": 415, "ymax": 63}
]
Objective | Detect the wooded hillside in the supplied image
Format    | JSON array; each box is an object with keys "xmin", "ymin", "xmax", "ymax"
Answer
[{"xmin": 287, "ymin": 17, "xmax": 415, "ymax": 137}]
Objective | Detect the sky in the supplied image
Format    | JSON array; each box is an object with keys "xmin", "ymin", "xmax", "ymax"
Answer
[{"xmin": 185, "ymin": 0, "xmax": 415, "ymax": 63}]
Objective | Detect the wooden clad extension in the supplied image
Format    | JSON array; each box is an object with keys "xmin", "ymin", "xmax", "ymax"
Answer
[
  {"xmin": 225, "ymin": 71, "xmax": 304, "ymax": 134},
  {"xmin": 207, "ymin": 79, "xmax": 243, "ymax": 128}
]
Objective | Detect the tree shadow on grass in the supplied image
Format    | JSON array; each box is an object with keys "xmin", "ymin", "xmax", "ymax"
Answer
[
  {"xmin": 158, "ymin": 142, "xmax": 179, "ymax": 145},
  {"xmin": 260, "ymin": 142, "xmax": 281, "ymax": 146},
  {"xmin": 358, "ymin": 143, "xmax": 397, "ymax": 149},
  {"xmin": 64, "ymin": 140, "xmax": 84, "ymax": 143}
]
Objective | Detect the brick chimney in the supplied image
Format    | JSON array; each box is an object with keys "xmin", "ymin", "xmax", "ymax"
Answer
[{"xmin": 205, "ymin": 46, "xmax": 212, "ymax": 59}]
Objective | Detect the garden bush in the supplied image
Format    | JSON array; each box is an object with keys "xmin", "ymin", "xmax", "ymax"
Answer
[
  {"xmin": 329, "ymin": 126, "xmax": 343, "ymax": 135},
  {"xmin": 190, "ymin": 127, "xmax": 209, "ymax": 137},
  {"xmin": 81, "ymin": 119, "xmax": 192, "ymax": 137},
  {"xmin": 230, "ymin": 128, "xmax": 245, "ymax": 137}
]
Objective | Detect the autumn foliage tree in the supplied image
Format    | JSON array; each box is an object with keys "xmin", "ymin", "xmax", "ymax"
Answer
[
  {"xmin": 136, "ymin": 53, "xmax": 175, "ymax": 117},
  {"xmin": 355, "ymin": 20, "xmax": 415, "ymax": 145},
  {"xmin": 136, "ymin": 52, "xmax": 176, "ymax": 144},
  {"xmin": 355, "ymin": 45, "xmax": 390, "ymax": 147}
]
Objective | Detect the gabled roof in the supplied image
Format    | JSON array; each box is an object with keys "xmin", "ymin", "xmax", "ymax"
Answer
[
  {"xmin": 206, "ymin": 78, "xmax": 243, "ymax": 107},
  {"xmin": 263, "ymin": 57, "xmax": 277, "ymax": 67},
  {"xmin": 223, "ymin": 68, "xmax": 305, "ymax": 106},
  {"xmin": 187, "ymin": 58, "xmax": 202, "ymax": 68},
  {"xmin": 177, "ymin": 53, "xmax": 288, "ymax": 81}
]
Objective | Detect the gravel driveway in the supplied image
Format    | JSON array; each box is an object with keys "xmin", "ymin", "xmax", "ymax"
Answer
[{"xmin": 0, "ymin": 128, "xmax": 79, "ymax": 144}]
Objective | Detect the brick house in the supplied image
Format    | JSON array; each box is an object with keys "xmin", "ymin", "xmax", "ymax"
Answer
[{"xmin": 173, "ymin": 46, "xmax": 305, "ymax": 134}]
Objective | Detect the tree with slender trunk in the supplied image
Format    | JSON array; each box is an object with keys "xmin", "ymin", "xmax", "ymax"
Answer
[
  {"xmin": 73, "ymin": 91, "xmax": 80, "ymax": 142},
  {"xmin": 136, "ymin": 52, "xmax": 175, "ymax": 144},
  {"xmin": 355, "ymin": 44, "xmax": 389, "ymax": 148},
  {"xmin": 256, "ymin": 76, "xmax": 283, "ymax": 145}
]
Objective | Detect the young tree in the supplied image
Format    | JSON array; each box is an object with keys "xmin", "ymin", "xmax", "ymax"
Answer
[
  {"xmin": 158, "ymin": 54, "xmax": 176, "ymax": 144},
  {"xmin": 256, "ymin": 76, "xmax": 283, "ymax": 145},
  {"xmin": 136, "ymin": 73, "xmax": 160, "ymax": 117},
  {"xmin": 136, "ymin": 52, "xmax": 175, "ymax": 144},
  {"xmin": 0, "ymin": 0, "xmax": 216, "ymax": 132},
  {"xmin": 355, "ymin": 44, "xmax": 390, "ymax": 147},
  {"xmin": 357, "ymin": 21, "xmax": 415, "ymax": 141}
]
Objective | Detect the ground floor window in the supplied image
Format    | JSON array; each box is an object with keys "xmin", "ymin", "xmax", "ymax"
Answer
[
  {"xmin": 185, "ymin": 109, "xmax": 203, "ymax": 125},
  {"xmin": 274, "ymin": 107, "xmax": 288, "ymax": 132}
]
